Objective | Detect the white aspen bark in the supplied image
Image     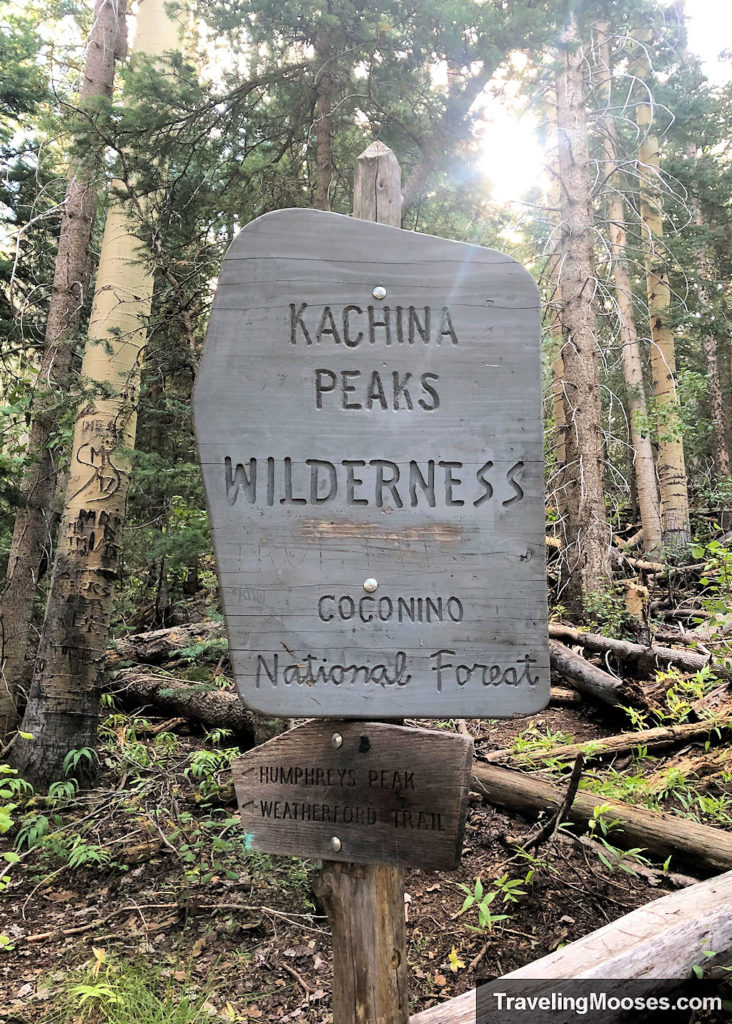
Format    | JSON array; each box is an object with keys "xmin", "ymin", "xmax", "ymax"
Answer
[
  {"xmin": 634, "ymin": 34, "xmax": 691, "ymax": 551},
  {"xmin": 0, "ymin": 0, "xmax": 127, "ymax": 737},
  {"xmin": 14, "ymin": 0, "xmax": 182, "ymax": 786}
]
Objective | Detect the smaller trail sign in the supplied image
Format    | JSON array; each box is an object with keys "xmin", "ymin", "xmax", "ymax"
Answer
[{"xmin": 232, "ymin": 721, "xmax": 473, "ymax": 870}]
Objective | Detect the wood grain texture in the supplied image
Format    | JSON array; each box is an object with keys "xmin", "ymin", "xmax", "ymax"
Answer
[
  {"xmin": 473, "ymin": 761, "xmax": 732, "ymax": 875},
  {"xmin": 352, "ymin": 140, "xmax": 402, "ymax": 226},
  {"xmin": 232, "ymin": 720, "xmax": 473, "ymax": 870},
  {"xmin": 410, "ymin": 870, "xmax": 732, "ymax": 1023},
  {"xmin": 314, "ymin": 861, "xmax": 409, "ymax": 1024},
  {"xmin": 194, "ymin": 207, "xmax": 549, "ymax": 718}
]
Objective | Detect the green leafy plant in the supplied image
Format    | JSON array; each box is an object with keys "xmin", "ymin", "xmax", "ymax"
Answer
[
  {"xmin": 63, "ymin": 747, "xmax": 98, "ymax": 776},
  {"xmin": 587, "ymin": 804, "xmax": 651, "ymax": 874},
  {"xmin": 691, "ymin": 537, "xmax": 732, "ymax": 631},
  {"xmin": 456, "ymin": 870, "xmax": 531, "ymax": 933},
  {"xmin": 456, "ymin": 877, "xmax": 510, "ymax": 932}
]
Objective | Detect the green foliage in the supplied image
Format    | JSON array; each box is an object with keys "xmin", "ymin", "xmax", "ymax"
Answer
[
  {"xmin": 63, "ymin": 747, "xmax": 99, "ymax": 777},
  {"xmin": 691, "ymin": 537, "xmax": 732, "ymax": 632},
  {"xmin": 0, "ymin": 764, "xmax": 33, "ymax": 834},
  {"xmin": 586, "ymin": 804, "xmax": 652, "ymax": 875},
  {"xmin": 456, "ymin": 869, "xmax": 531, "ymax": 932},
  {"xmin": 582, "ymin": 585, "xmax": 629, "ymax": 638},
  {"xmin": 178, "ymin": 636, "xmax": 229, "ymax": 664},
  {"xmin": 58, "ymin": 958, "xmax": 214, "ymax": 1024}
]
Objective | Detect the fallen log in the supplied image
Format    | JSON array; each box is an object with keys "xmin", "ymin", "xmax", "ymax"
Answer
[
  {"xmin": 610, "ymin": 548, "xmax": 665, "ymax": 573},
  {"xmin": 548, "ymin": 685, "xmax": 584, "ymax": 706},
  {"xmin": 107, "ymin": 621, "xmax": 224, "ymax": 667},
  {"xmin": 410, "ymin": 870, "xmax": 732, "ymax": 1024},
  {"xmin": 472, "ymin": 761, "xmax": 732, "ymax": 875},
  {"xmin": 549, "ymin": 623, "xmax": 730, "ymax": 678},
  {"xmin": 645, "ymin": 746, "xmax": 732, "ymax": 792},
  {"xmin": 615, "ymin": 527, "xmax": 643, "ymax": 551},
  {"xmin": 548, "ymin": 640, "xmax": 651, "ymax": 709},
  {"xmin": 486, "ymin": 710, "xmax": 732, "ymax": 765},
  {"xmin": 108, "ymin": 669, "xmax": 254, "ymax": 741}
]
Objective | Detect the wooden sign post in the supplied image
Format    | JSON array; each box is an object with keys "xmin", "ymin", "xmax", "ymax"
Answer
[{"xmin": 194, "ymin": 141, "xmax": 548, "ymax": 1023}]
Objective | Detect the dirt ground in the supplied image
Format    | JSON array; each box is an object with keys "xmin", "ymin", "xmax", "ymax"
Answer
[{"xmin": 2, "ymin": 692, "xmax": 712, "ymax": 1024}]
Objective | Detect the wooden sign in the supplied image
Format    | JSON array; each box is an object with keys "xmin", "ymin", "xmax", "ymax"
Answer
[
  {"xmin": 232, "ymin": 721, "xmax": 473, "ymax": 870},
  {"xmin": 194, "ymin": 208, "xmax": 549, "ymax": 719}
]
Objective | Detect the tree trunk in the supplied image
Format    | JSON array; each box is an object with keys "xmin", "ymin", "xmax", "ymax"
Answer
[
  {"xmin": 14, "ymin": 0, "xmax": 181, "ymax": 788},
  {"xmin": 487, "ymin": 711, "xmax": 732, "ymax": 765},
  {"xmin": 109, "ymin": 669, "xmax": 255, "ymax": 742},
  {"xmin": 473, "ymin": 761, "xmax": 732, "ymax": 875},
  {"xmin": 554, "ymin": 22, "xmax": 612, "ymax": 611},
  {"xmin": 548, "ymin": 622, "xmax": 729, "ymax": 678},
  {"xmin": 548, "ymin": 639, "xmax": 652, "ymax": 710},
  {"xmin": 313, "ymin": 18, "xmax": 335, "ymax": 212},
  {"xmin": 689, "ymin": 195, "xmax": 730, "ymax": 480},
  {"xmin": 0, "ymin": 0, "xmax": 127, "ymax": 738},
  {"xmin": 544, "ymin": 109, "xmax": 568, "ymax": 511},
  {"xmin": 634, "ymin": 35, "xmax": 691, "ymax": 551},
  {"xmin": 106, "ymin": 620, "xmax": 224, "ymax": 667},
  {"xmin": 596, "ymin": 26, "xmax": 663, "ymax": 557}
]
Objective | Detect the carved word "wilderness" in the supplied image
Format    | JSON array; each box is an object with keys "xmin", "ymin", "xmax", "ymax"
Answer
[{"xmin": 224, "ymin": 457, "xmax": 525, "ymax": 509}]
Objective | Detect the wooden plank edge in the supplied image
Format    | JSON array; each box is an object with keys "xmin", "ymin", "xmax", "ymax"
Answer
[{"xmin": 409, "ymin": 870, "xmax": 732, "ymax": 1024}]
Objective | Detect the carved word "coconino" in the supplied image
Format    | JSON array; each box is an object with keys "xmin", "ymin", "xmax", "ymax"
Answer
[
  {"xmin": 224, "ymin": 456, "xmax": 525, "ymax": 509},
  {"xmin": 289, "ymin": 303, "xmax": 459, "ymax": 347}
]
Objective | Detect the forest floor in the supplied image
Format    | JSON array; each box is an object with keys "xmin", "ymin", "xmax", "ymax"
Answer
[
  {"xmin": 2, "ymin": 533, "xmax": 732, "ymax": 1023},
  {"xmin": 2, "ymin": 689, "xmax": 730, "ymax": 1023}
]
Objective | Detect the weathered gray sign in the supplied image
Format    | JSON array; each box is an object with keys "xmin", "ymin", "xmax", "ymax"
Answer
[
  {"xmin": 194, "ymin": 208, "xmax": 549, "ymax": 718},
  {"xmin": 233, "ymin": 721, "xmax": 473, "ymax": 870}
]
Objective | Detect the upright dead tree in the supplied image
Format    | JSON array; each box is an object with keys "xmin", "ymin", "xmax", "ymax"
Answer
[
  {"xmin": 596, "ymin": 26, "xmax": 662, "ymax": 556},
  {"xmin": 634, "ymin": 34, "xmax": 691, "ymax": 550},
  {"xmin": 545, "ymin": 114, "xmax": 568, "ymax": 498},
  {"xmin": 691, "ymin": 200, "xmax": 730, "ymax": 481},
  {"xmin": 0, "ymin": 0, "xmax": 127, "ymax": 737},
  {"xmin": 14, "ymin": 0, "xmax": 182, "ymax": 787},
  {"xmin": 554, "ymin": 22, "xmax": 612, "ymax": 610}
]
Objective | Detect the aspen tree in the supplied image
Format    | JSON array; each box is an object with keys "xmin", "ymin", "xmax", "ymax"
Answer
[
  {"xmin": 15, "ymin": 0, "xmax": 181, "ymax": 786},
  {"xmin": 634, "ymin": 32, "xmax": 691, "ymax": 550},
  {"xmin": 0, "ymin": 0, "xmax": 127, "ymax": 737},
  {"xmin": 554, "ymin": 20, "xmax": 612, "ymax": 611},
  {"xmin": 596, "ymin": 25, "xmax": 663, "ymax": 556}
]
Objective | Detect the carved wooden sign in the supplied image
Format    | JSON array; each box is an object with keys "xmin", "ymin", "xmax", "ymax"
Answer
[
  {"xmin": 194, "ymin": 208, "xmax": 549, "ymax": 718},
  {"xmin": 232, "ymin": 721, "xmax": 473, "ymax": 870}
]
